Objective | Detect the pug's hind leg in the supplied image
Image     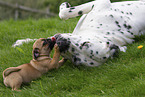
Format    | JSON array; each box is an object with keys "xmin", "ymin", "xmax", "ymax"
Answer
[
  {"xmin": 11, "ymin": 74, "xmax": 23, "ymax": 91},
  {"xmin": 12, "ymin": 87, "xmax": 21, "ymax": 92}
]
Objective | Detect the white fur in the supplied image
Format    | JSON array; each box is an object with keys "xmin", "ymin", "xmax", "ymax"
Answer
[
  {"xmin": 56, "ymin": 0, "xmax": 145, "ymax": 66},
  {"xmin": 12, "ymin": 38, "xmax": 36, "ymax": 47}
]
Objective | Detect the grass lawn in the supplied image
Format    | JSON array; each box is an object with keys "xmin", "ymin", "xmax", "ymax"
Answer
[{"xmin": 0, "ymin": 17, "xmax": 145, "ymax": 97}]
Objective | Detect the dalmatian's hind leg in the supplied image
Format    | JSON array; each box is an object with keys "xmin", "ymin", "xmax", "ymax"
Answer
[{"xmin": 59, "ymin": 1, "xmax": 95, "ymax": 20}]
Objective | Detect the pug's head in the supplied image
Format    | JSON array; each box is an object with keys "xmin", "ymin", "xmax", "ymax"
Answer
[{"xmin": 32, "ymin": 38, "xmax": 56, "ymax": 60}]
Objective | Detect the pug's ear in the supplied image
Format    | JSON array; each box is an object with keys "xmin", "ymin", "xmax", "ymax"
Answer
[{"xmin": 33, "ymin": 48, "xmax": 40, "ymax": 60}]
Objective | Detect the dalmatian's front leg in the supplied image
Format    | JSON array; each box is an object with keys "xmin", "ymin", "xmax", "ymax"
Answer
[{"xmin": 59, "ymin": 1, "xmax": 95, "ymax": 20}]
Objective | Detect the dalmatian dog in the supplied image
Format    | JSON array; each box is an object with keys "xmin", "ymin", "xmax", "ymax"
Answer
[{"xmin": 52, "ymin": 0, "xmax": 145, "ymax": 67}]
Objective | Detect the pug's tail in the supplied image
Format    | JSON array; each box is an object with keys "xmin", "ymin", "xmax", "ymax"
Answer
[{"xmin": 3, "ymin": 67, "xmax": 21, "ymax": 79}]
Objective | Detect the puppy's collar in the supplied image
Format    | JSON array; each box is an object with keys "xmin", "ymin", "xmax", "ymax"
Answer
[
  {"xmin": 39, "ymin": 54, "xmax": 49, "ymax": 57},
  {"xmin": 34, "ymin": 54, "xmax": 51, "ymax": 61},
  {"xmin": 33, "ymin": 56, "xmax": 51, "ymax": 61}
]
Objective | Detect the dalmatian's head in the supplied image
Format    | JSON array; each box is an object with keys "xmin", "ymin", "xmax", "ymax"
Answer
[{"xmin": 54, "ymin": 34, "xmax": 71, "ymax": 53}]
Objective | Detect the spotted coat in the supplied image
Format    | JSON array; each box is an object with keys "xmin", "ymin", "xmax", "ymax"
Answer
[{"xmin": 55, "ymin": 0, "xmax": 145, "ymax": 66}]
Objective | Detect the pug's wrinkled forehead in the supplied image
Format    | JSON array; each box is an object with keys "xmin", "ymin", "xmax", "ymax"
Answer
[
  {"xmin": 33, "ymin": 37, "xmax": 56, "ymax": 49},
  {"xmin": 33, "ymin": 38, "xmax": 45, "ymax": 49}
]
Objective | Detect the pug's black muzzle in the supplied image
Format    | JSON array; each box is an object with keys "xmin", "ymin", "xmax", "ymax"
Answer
[{"xmin": 46, "ymin": 38, "xmax": 56, "ymax": 50}]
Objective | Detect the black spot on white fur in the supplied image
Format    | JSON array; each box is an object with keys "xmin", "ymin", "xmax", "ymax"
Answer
[
  {"xmin": 90, "ymin": 62, "xmax": 94, "ymax": 65},
  {"xmin": 115, "ymin": 21, "xmax": 119, "ymax": 25},
  {"xmin": 110, "ymin": 14, "xmax": 114, "ymax": 18},
  {"xmin": 78, "ymin": 11, "xmax": 83, "ymax": 15},
  {"xmin": 69, "ymin": 7, "xmax": 75, "ymax": 13},
  {"xmin": 123, "ymin": 24, "xmax": 132, "ymax": 30},
  {"xmin": 72, "ymin": 55, "xmax": 81, "ymax": 64},
  {"xmin": 58, "ymin": 1, "xmax": 145, "ymax": 66},
  {"xmin": 65, "ymin": 2, "xmax": 71, "ymax": 8}
]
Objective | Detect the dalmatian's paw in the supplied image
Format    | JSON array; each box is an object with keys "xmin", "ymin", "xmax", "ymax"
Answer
[
  {"xmin": 59, "ymin": 2, "xmax": 71, "ymax": 10},
  {"xmin": 59, "ymin": 2, "xmax": 72, "ymax": 20}
]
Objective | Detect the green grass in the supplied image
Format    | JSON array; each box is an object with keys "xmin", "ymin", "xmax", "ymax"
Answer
[{"xmin": 0, "ymin": 17, "xmax": 145, "ymax": 97}]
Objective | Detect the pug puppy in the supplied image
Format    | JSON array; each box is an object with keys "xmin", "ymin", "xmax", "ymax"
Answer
[{"xmin": 3, "ymin": 38, "xmax": 66, "ymax": 91}]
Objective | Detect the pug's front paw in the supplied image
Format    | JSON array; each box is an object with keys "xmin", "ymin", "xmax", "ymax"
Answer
[{"xmin": 54, "ymin": 44, "xmax": 60, "ymax": 52}]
